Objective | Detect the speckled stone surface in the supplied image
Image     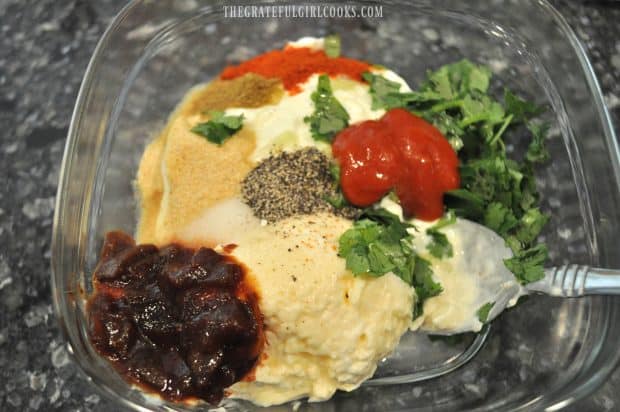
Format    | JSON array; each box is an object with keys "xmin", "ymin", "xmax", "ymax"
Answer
[{"xmin": 0, "ymin": 0, "xmax": 618, "ymax": 411}]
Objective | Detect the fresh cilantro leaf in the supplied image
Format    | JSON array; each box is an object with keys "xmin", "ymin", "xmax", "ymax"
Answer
[
  {"xmin": 467, "ymin": 64, "xmax": 492, "ymax": 93},
  {"xmin": 363, "ymin": 63, "xmax": 500, "ymax": 154},
  {"xmin": 526, "ymin": 122, "xmax": 550, "ymax": 163},
  {"xmin": 338, "ymin": 222, "xmax": 375, "ymax": 275},
  {"xmin": 445, "ymin": 189, "xmax": 485, "ymax": 220},
  {"xmin": 339, "ymin": 220, "xmax": 378, "ymax": 254},
  {"xmin": 338, "ymin": 216, "xmax": 412, "ymax": 279},
  {"xmin": 338, "ymin": 208, "xmax": 442, "ymax": 319},
  {"xmin": 324, "ymin": 34, "xmax": 341, "ymax": 58},
  {"xmin": 458, "ymin": 156, "xmax": 526, "ymax": 214},
  {"xmin": 426, "ymin": 111, "xmax": 465, "ymax": 151},
  {"xmin": 483, "ymin": 202, "xmax": 518, "ymax": 236},
  {"xmin": 362, "ymin": 71, "xmax": 404, "ymax": 110},
  {"xmin": 413, "ymin": 257, "xmax": 442, "ymax": 300},
  {"xmin": 214, "ymin": 112, "xmax": 244, "ymax": 129},
  {"xmin": 191, "ymin": 111, "xmax": 244, "ymax": 145},
  {"xmin": 504, "ymin": 244, "xmax": 548, "ymax": 284},
  {"xmin": 513, "ymin": 208, "xmax": 549, "ymax": 245},
  {"xmin": 504, "ymin": 235, "xmax": 522, "ymax": 254},
  {"xmin": 393, "ymin": 60, "xmax": 550, "ymax": 285},
  {"xmin": 362, "ymin": 71, "xmax": 441, "ymax": 111},
  {"xmin": 426, "ymin": 231, "xmax": 453, "ymax": 259},
  {"xmin": 459, "ymin": 94, "xmax": 505, "ymax": 129},
  {"xmin": 304, "ymin": 74, "xmax": 350, "ymax": 142},
  {"xmin": 456, "ymin": 149, "xmax": 549, "ymax": 278},
  {"xmin": 426, "ymin": 211, "xmax": 456, "ymax": 259},
  {"xmin": 367, "ymin": 241, "xmax": 398, "ymax": 275},
  {"xmin": 504, "ymin": 89, "xmax": 544, "ymax": 122},
  {"xmin": 518, "ymin": 168, "xmax": 539, "ymax": 211},
  {"xmin": 345, "ymin": 249, "xmax": 371, "ymax": 275},
  {"xmin": 425, "ymin": 60, "xmax": 491, "ymax": 99},
  {"xmin": 338, "ymin": 224, "xmax": 362, "ymax": 255},
  {"xmin": 477, "ymin": 302, "xmax": 495, "ymax": 323},
  {"xmin": 361, "ymin": 207, "xmax": 410, "ymax": 233},
  {"xmin": 412, "ymin": 256, "xmax": 443, "ymax": 318},
  {"xmin": 418, "ymin": 63, "xmax": 516, "ymax": 153},
  {"xmin": 419, "ymin": 62, "xmax": 504, "ymax": 152}
]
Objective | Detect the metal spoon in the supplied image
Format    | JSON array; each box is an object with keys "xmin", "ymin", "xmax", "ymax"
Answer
[
  {"xmin": 368, "ymin": 265, "xmax": 620, "ymax": 386},
  {"xmin": 485, "ymin": 265, "xmax": 620, "ymax": 322}
]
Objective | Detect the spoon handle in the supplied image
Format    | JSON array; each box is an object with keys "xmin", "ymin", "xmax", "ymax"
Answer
[{"xmin": 526, "ymin": 265, "xmax": 620, "ymax": 297}]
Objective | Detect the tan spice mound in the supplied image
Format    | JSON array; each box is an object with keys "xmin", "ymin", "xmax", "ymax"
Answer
[{"xmin": 136, "ymin": 74, "xmax": 283, "ymax": 244}]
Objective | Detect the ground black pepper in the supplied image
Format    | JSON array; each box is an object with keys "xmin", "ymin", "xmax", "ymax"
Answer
[{"xmin": 241, "ymin": 148, "xmax": 360, "ymax": 222}]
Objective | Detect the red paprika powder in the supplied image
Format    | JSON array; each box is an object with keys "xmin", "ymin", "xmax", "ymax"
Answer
[{"xmin": 220, "ymin": 47, "xmax": 370, "ymax": 94}]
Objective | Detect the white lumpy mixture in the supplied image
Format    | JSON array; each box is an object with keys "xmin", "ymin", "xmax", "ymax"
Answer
[{"xmin": 228, "ymin": 214, "xmax": 414, "ymax": 406}]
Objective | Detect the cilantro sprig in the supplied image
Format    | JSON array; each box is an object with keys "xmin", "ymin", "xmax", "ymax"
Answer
[
  {"xmin": 363, "ymin": 60, "xmax": 551, "ymax": 285},
  {"xmin": 504, "ymin": 244, "xmax": 548, "ymax": 284},
  {"xmin": 304, "ymin": 74, "xmax": 350, "ymax": 143},
  {"xmin": 412, "ymin": 256, "xmax": 443, "ymax": 319},
  {"xmin": 191, "ymin": 111, "xmax": 244, "ymax": 145},
  {"xmin": 426, "ymin": 211, "xmax": 456, "ymax": 259},
  {"xmin": 338, "ymin": 207, "xmax": 442, "ymax": 318}
]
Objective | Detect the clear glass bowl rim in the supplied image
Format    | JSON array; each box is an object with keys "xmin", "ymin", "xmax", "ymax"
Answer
[{"xmin": 51, "ymin": 0, "xmax": 620, "ymax": 411}]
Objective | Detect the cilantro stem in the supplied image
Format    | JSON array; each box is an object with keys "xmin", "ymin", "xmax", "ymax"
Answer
[
  {"xmin": 459, "ymin": 113, "xmax": 492, "ymax": 128},
  {"xmin": 429, "ymin": 99, "xmax": 463, "ymax": 113},
  {"xmin": 489, "ymin": 114, "xmax": 513, "ymax": 146}
]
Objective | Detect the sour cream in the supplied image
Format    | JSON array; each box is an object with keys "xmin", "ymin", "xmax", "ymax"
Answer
[
  {"xmin": 224, "ymin": 37, "xmax": 411, "ymax": 162},
  {"xmin": 380, "ymin": 198, "xmax": 524, "ymax": 334}
]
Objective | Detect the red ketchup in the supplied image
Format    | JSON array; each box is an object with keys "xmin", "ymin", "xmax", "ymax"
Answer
[{"xmin": 332, "ymin": 108, "xmax": 460, "ymax": 221}]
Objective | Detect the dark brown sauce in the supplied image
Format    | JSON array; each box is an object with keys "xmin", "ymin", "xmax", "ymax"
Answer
[{"xmin": 86, "ymin": 231, "xmax": 263, "ymax": 405}]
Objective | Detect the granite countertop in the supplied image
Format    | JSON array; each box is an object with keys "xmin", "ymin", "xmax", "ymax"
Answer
[{"xmin": 0, "ymin": 0, "xmax": 619, "ymax": 411}]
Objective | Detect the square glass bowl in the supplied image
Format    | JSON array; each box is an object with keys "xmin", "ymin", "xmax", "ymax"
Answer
[{"xmin": 52, "ymin": 1, "xmax": 620, "ymax": 411}]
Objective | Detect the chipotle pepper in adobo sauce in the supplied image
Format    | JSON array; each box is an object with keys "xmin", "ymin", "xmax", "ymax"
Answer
[
  {"xmin": 86, "ymin": 231, "xmax": 263, "ymax": 405},
  {"xmin": 332, "ymin": 108, "xmax": 460, "ymax": 220}
]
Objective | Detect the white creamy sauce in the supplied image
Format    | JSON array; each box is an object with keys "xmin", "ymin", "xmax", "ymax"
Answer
[
  {"xmin": 226, "ymin": 74, "xmax": 390, "ymax": 162},
  {"xmin": 287, "ymin": 36, "xmax": 325, "ymax": 50},
  {"xmin": 380, "ymin": 198, "xmax": 524, "ymax": 334},
  {"xmin": 223, "ymin": 37, "xmax": 412, "ymax": 162},
  {"xmin": 415, "ymin": 219, "xmax": 523, "ymax": 334}
]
